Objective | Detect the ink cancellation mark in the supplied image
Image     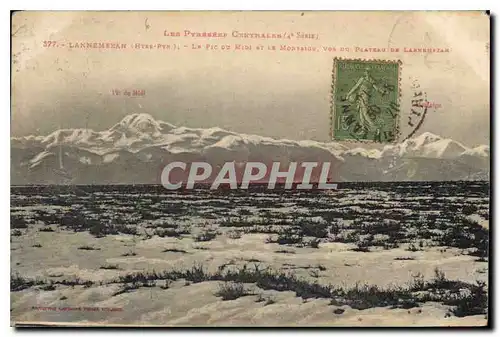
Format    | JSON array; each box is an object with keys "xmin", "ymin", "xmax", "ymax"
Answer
[{"xmin": 330, "ymin": 58, "xmax": 401, "ymax": 143}]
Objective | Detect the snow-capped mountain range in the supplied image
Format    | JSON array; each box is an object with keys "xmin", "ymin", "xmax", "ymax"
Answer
[{"xmin": 11, "ymin": 113, "xmax": 489, "ymax": 184}]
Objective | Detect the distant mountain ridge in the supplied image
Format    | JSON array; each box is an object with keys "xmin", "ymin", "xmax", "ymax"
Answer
[{"xmin": 11, "ymin": 113, "xmax": 490, "ymax": 185}]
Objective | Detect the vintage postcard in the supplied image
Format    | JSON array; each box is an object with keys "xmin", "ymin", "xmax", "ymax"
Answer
[{"xmin": 11, "ymin": 11, "xmax": 490, "ymax": 327}]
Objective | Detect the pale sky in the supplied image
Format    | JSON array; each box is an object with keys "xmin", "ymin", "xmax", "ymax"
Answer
[{"xmin": 11, "ymin": 11, "xmax": 490, "ymax": 147}]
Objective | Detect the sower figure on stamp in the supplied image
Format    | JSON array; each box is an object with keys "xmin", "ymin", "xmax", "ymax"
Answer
[{"xmin": 344, "ymin": 67, "xmax": 388, "ymax": 134}]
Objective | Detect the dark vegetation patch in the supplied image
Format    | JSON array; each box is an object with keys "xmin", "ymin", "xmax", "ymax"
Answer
[
  {"xmin": 10, "ymin": 273, "xmax": 44, "ymax": 291},
  {"xmin": 11, "ymin": 229, "xmax": 23, "ymax": 237},
  {"xmin": 11, "ymin": 215, "xmax": 30, "ymax": 229},
  {"xmin": 215, "ymin": 282, "xmax": 254, "ymax": 301},
  {"xmin": 394, "ymin": 257, "xmax": 415, "ymax": 261},
  {"xmin": 406, "ymin": 243, "xmax": 423, "ymax": 252},
  {"xmin": 100, "ymin": 264, "xmax": 120, "ymax": 270},
  {"xmin": 194, "ymin": 230, "xmax": 218, "ymax": 242},
  {"xmin": 60, "ymin": 279, "xmax": 94, "ymax": 288},
  {"xmin": 40, "ymin": 283, "xmax": 56, "ymax": 291},
  {"xmin": 77, "ymin": 245, "xmax": 101, "ymax": 251},
  {"xmin": 462, "ymin": 204, "xmax": 478, "ymax": 216},
  {"xmin": 274, "ymin": 249, "xmax": 295, "ymax": 254},
  {"xmin": 193, "ymin": 246, "xmax": 209, "ymax": 250},
  {"xmin": 162, "ymin": 248, "xmax": 188, "ymax": 253},
  {"xmin": 154, "ymin": 228, "xmax": 189, "ymax": 238}
]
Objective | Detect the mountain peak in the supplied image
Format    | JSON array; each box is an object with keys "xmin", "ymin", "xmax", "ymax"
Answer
[
  {"xmin": 398, "ymin": 132, "xmax": 444, "ymax": 154},
  {"xmin": 412, "ymin": 132, "xmax": 442, "ymax": 144},
  {"xmin": 118, "ymin": 113, "xmax": 157, "ymax": 126},
  {"xmin": 110, "ymin": 113, "xmax": 163, "ymax": 134},
  {"xmin": 110, "ymin": 113, "xmax": 176, "ymax": 135},
  {"xmin": 462, "ymin": 144, "xmax": 490, "ymax": 157}
]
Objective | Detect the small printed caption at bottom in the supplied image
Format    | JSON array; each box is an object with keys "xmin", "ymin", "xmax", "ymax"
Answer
[{"xmin": 32, "ymin": 306, "xmax": 123, "ymax": 312}]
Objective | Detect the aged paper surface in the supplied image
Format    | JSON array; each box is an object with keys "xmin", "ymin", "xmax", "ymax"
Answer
[{"xmin": 11, "ymin": 11, "xmax": 489, "ymax": 327}]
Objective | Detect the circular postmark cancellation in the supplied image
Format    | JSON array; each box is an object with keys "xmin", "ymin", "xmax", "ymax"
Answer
[
  {"xmin": 329, "ymin": 57, "xmax": 428, "ymax": 144},
  {"xmin": 403, "ymin": 77, "xmax": 429, "ymax": 141}
]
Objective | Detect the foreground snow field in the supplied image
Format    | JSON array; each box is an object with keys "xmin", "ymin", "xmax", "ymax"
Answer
[
  {"xmin": 11, "ymin": 182, "xmax": 489, "ymax": 327},
  {"xmin": 11, "ymin": 230, "xmax": 488, "ymax": 326}
]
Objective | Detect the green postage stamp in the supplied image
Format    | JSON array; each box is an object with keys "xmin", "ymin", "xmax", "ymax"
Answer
[{"xmin": 330, "ymin": 58, "xmax": 401, "ymax": 143}]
